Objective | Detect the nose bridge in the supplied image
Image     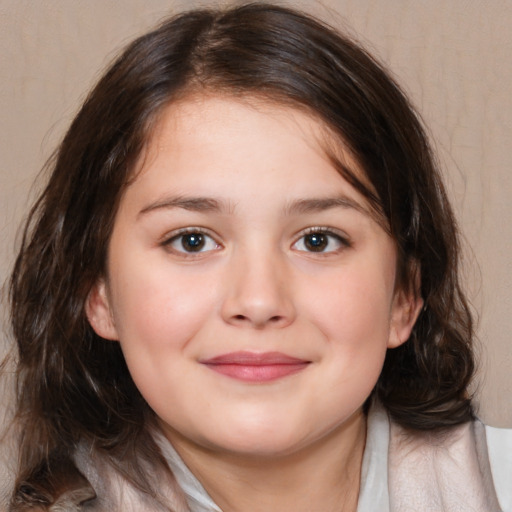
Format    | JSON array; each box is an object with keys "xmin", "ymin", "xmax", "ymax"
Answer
[{"xmin": 221, "ymin": 242, "xmax": 295, "ymax": 328}]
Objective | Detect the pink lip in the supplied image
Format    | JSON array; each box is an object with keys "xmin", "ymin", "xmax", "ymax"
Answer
[{"xmin": 200, "ymin": 351, "xmax": 310, "ymax": 382}]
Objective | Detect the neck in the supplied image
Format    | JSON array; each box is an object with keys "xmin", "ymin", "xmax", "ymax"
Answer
[{"xmin": 165, "ymin": 411, "xmax": 366, "ymax": 512}]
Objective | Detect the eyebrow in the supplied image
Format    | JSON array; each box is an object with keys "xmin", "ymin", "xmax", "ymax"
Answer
[
  {"xmin": 284, "ymin": 196, "xmax": 369, "ymax": 216},
  {"xmin": 138, "ymin": 194, "xmax": 369, "ymax": 218},
  {"xmin": 138, "ymin": 196, "xmax": 228, "ymax": 217}
]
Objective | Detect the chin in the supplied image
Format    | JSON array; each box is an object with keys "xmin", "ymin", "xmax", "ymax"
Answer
[
  {"xmin": 202, "ymin": 419, "xmax": 319, "ymax": 459},
  {"xmin": 215, "ymin": 436, "xmax": 307, "ymax": 459}
]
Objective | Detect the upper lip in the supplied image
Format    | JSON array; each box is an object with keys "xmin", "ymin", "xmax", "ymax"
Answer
[{"xmin": 200, "ymin": 351, "xmax": 309, "ymax": 365}]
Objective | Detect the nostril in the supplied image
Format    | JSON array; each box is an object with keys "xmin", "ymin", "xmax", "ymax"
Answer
[{"xmin": 230, "ymin": 313, "xmax": 284, "ymax": 326}]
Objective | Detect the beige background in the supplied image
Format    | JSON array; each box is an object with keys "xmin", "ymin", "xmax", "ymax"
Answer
[{"xmin": 0, "ymin": 0, "xmax": 511, "ymax": 426}]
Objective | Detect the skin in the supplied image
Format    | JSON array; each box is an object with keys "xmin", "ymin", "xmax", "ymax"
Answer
[{"xmin": 87, "ymin": 96, "xmax": 422, "ymax": 512}]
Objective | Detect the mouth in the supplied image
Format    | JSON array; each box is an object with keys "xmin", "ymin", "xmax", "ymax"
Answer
[{"xmin": 200, "ymin": 351, "xmax": 311, "ymax": 383}]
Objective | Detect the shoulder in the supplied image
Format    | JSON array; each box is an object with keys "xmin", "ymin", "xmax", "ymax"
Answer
[
  {"xmin": 486, "ymin": 423, "xmax": 512, "ymax": 511},
  {"xmin": 0, "ymin": 425, "xmax": 16, "ymax": 511},
  {"xmin": 0, "ymin": 368, "xmax": 18, "ymax": 511},
  {"xmin": 388, "ymin": 415, "xmax": 511, "ymax": 511},
  {"xmin": 73, "ymin": 443, "xmax": 188, "ymax": 512}
]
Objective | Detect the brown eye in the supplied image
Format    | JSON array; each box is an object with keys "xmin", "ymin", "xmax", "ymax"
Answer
[
  {"xmin": 292, "ymin": 230, "xmax": 349, "ymax": 254},
  {"xmin": 304, "ymin": 233, "xmax": 328, "ymax": 252},
  {"xmin": 165, "ymin": 231, "xmax": 219, "ymax": 254},
  {"xmin": 181, "ymin": 233, "xmax": 205, "ymax": 252}
]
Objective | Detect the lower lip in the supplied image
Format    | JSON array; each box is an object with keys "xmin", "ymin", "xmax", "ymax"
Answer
[{"xmin": 203, "ymin": 363, "xmax": 309, "ymax": 382}]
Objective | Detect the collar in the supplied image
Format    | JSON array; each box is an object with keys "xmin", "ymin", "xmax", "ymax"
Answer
[{"xmin": 155, "ymin": 404, "xmax": 391, "ymax": 512}]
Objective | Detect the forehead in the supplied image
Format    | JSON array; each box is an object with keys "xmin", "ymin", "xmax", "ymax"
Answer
[
  {"xmin": 142, "ymin": 95, "xmax": 353, "ymax": 161},
  {"xmin": 128, "ymin": 94, "xmax": 375, "ymax": 214}
]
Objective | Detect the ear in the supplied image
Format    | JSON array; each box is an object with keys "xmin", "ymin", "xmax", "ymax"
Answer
[
  {"xmin": 85, "ymin": 279, "xmax": 119, "ymax": 341},
  {"xmin": 388, "ymin": 282, "xmax": 424, "ymax": 349}
]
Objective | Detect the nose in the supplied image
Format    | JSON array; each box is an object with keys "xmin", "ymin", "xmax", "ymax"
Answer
[{"xmin": 221, "ymin": 249, "xmax": 296, "ymax": 329}]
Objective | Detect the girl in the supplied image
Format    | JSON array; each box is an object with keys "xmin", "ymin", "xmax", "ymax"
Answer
[{"xmin": 3, "ymin": 3, "xmax": 511, "ymax": 511}]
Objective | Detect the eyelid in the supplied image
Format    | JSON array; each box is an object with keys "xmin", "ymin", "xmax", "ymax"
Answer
[
  {"xmin": 292, "ymin": 226, "xmax": 352, "ymax": 253},
  {"xmin": 160, "ymin": 227, "xmax": 222, "ymax": 255}
]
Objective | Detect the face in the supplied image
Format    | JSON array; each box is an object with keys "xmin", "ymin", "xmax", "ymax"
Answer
[{"xmin": 87, "ymin": 96, "xmax": 420, "ymax": 459}]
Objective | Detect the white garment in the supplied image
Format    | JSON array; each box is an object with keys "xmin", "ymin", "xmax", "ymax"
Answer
[
  {"xmin": 487, "ymin": 425, "xmax": 512, "ymax": 511},
  {"xmin": 154, "ymin": 434, "xmax": 222, "ymax": 512},
  {"xmin": 156, "ymin": 404, "xmax": 512, "ymax": 512},
  {"xmin": 1, "ymin": 403, "xmax": 511, "ymax": 511}
]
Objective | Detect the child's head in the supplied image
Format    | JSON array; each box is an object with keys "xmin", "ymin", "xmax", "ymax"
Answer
[
  {"xmin": 10, "ymin": 1, "xmax": 474, "ymax": 498},
  {"xmin": 85, "ymin": 93, "xmax": 421, "ymax": 458}
]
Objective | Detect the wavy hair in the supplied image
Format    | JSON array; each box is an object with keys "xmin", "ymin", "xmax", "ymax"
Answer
[{"xmin": 8, "ymin": 3, "xmax": 474, "ymax": 509}]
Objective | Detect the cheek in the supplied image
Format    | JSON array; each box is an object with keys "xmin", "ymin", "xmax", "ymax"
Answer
[
  {"xmin": 299, "ymin": 261, "xmax": 395, "ymax": 392},
  {"xmin": 313, "ymin": 282, "xmax": 391, "ymax": 407},
  {"xmin": 303, "ymin": 267, "xmax": 393, "ymax": 343},
  {"xmin": 108, "ymin": 257, "xmax": 218, "ymax": 353},
  {"xmin": 106, "ymin": 262, "xmax": 220, "ymax": 412}
]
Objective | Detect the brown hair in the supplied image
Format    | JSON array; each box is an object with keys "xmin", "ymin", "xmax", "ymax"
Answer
[{"xmin": 8, "ymin": 3, "xmax": 474, "ymax": 509}]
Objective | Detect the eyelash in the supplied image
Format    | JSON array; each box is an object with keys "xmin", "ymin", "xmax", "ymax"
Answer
[
  {"xmin": 161, "ymin": 228, "xmax": 221, "ymax": 255},
  {"xmin": 292, "ymin": 227, "xmax": 351, "ymax": 254},
  {"xmin": 161, "ymin": 226, "xmax": 351, "ymax": 256}
]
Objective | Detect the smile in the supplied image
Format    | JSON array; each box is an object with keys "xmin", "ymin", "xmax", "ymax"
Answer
[{"xmin": 200, "ymin": 351, "xmax": 311, "ymax": 383}]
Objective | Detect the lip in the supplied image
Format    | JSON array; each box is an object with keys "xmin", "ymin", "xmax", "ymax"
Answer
[{"xmin": 200, "ymin": 351, "xmax": 310, "ymax": 382}]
